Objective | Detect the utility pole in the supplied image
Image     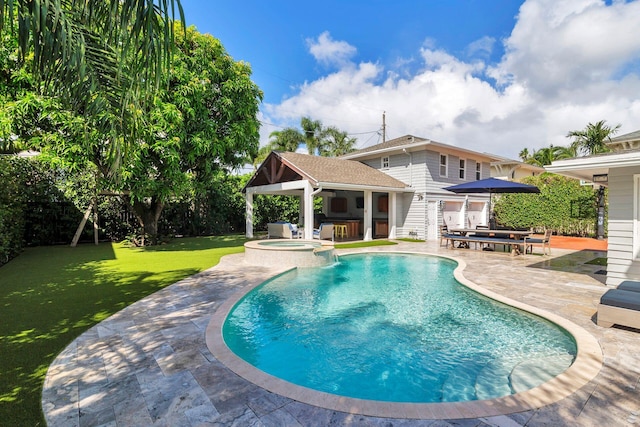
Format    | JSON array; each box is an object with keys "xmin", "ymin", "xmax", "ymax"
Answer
[{"xmin": 382, "ymin": 111, "xmax": 386, "ymax": 144}]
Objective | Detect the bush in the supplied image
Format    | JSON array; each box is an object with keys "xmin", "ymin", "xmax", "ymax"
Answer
[
  {"xmin": 0, "ymin": 157, "xmax": 25, "ymax": 264},
  {"xmin": 494, "ymin": 173, "xmax": 604, "ymax": 237}
]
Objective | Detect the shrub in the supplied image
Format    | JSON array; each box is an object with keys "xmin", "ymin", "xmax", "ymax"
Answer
[{"xmin": 494, "ymin": 173, "xmax": 604, "ymax": 237}]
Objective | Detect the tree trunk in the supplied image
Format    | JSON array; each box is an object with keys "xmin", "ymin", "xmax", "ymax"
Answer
[{"xmin": 127, "ymin": 196, "xmax": 165, "ymax": 245}]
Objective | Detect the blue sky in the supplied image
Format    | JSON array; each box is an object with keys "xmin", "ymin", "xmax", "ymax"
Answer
[{"xmin": 182, "ymin": 0, "xmax": 640, "ymax": 159}]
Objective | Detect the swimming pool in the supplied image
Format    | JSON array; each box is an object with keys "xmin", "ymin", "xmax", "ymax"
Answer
[{"xmin": 222, "ymin": 253, "xmax": 577, "ymax": 403}]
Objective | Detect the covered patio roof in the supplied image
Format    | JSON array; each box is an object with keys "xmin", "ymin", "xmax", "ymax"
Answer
[
  {"xmin": 244, "ymin": 151, "xmax": 411, "ymax": 193},
  {"xmin": 244, "ymin": 151, "xmax": 412, "ymax": 240},
  {"xmin": 545, "ymin": 149, "xmax": 640, "ymax": 184}
]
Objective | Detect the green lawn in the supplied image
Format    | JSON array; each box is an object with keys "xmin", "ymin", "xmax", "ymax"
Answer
[
  {"xmin": 334, "ymin": 239, "xmax": 398, "ymax": 249},
  {"xmin": 0, "ymin": 235, "xmax": 246, "ymax": 426}
]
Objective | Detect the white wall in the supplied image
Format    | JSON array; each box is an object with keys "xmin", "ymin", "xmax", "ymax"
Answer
[{"xmin": 606, "ymin": 166, "xmax": 640, "ymax": 286}]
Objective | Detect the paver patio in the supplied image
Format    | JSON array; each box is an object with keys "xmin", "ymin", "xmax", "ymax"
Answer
[{"xmin": 42, "ymin": 240, "xmax": 640, "ymax": 426}]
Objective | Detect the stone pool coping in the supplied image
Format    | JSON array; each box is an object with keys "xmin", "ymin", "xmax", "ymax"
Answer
[
  {"xmin": 206, "ymin": 250, "xmax": 603, "ymax": 420},
  {"xmin": 244, "ymin": 239, "xmax": 335, "ymax": 269}
]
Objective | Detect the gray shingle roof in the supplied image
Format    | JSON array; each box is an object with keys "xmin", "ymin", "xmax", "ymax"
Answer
[
  {"xmin": 609, "ymin": 130, "xmax": 640, "ymax": 143},
  {"xmin": 278, "ymin": 152, "xmax": 409, "ymax": 189},
  {"xmin": 343, "ymin": 135, "xmax": 427, "ymax": 157}
]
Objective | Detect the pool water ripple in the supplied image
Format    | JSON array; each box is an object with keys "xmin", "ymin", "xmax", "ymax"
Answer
[{"xmin": 222, "ymin": 253, "xmax": 577, "ymax": 403}]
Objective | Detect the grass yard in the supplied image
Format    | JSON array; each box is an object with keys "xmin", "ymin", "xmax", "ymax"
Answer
[
  {"xmin": 0, "ymin": 235, "xmax": 246, "ymax": 426},
  {"xmin": 334, "ymin": 239, "xmax": 398, "ymax": 249}
]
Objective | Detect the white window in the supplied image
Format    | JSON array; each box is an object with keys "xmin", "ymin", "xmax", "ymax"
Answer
[
  {"xmin": 381, "ymin": 156, "xmax": 389, "ymax": 169},
  {"xmin": 439, "ymin": 154, "xmax": 447, "ymax": 177},
  {"xmin": 459, "ymin": 159, "xmax": 466, "ymax": 179},
  {"xmin": 476, "ymin": 162, "xmax": 481, "ymax": 180}
]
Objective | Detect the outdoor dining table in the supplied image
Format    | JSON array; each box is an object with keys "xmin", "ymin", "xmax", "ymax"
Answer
[{"xmin": 448, "ymin": 228, "xmax": 533, "ymax": 255}]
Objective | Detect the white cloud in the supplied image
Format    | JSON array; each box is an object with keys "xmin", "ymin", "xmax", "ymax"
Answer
[
  {"xmin": 466, "ymin": 36, "xmax": 496, "ymax": 59},
  {"xmin": 489, "ymin": 0, "xmax": 640, "ymax": 94},
  {"xmin": 263, "ymin": 0, "xmax": 640, "ymax": 159},
  {"xmin": 306, "ymin": 31, "xmax": 357, "ymax": 68}
]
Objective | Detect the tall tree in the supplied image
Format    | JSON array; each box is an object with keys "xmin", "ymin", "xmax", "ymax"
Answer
[
  {"xmin": 116, "ymin": 24, "xmax": 262, "ymax": 242},
  {"xmin": 1, "ymin": 0, "xmax": 184, "ymax": 175},
  {"xmin": 301, "ymin": 116, "xmax": 323, "ymax": 155},
  {"xmin": 319, "ymin": 126, "xmax": 356, "ymax": 157},
  {"xmin": 256, "ymin": 117, "xmax": 356, "ymax": 166},
  {"xmin": 8, "ymin": 24, "xmax": 262, "ymax": 243},
  {"xmin": 268, "ymin": 128, "xmax": 304, "ymax": 152},
  {"xmin": 567, "ymin": 120, "xmax": 621, "ymax": 156}
]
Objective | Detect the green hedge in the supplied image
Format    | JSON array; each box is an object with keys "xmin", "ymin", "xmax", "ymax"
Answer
[
  {"xmin": 0, "ymin": 157, "xmax": 25, "ymax": 264},
  {"xmin": 0, "ymin": 157, "xmax": 94, "ymax": 266},
  {"xmin": 494, "ymin": 173, "xmax": 604, "ymax": 237}
]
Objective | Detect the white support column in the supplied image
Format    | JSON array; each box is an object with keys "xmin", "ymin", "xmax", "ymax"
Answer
[
  {"xmin": 245, "ymin": 191, "xmax": 254, "ymax": 238},
  {"xmin": 388, "ymin": 192, "xmax": 397, "ymax": 239},
  {"xmin": 462, "ymin": 195, "xmax": 469, "ymax": 228},
  {"xmin": 363, "ymin": 190, "xmax": 373, "ymax": 241},
  {"xmin": 299, "ymin": 194, "xmax": 304, "ymax": 226},
  {"xmin": 303, "ymin": 181, "xmax": 315, "ymax": 239}
]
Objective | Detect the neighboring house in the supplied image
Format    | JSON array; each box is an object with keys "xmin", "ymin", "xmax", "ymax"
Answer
[
  {"xmin": 245, "ymin": 135, "xmax": 502, "ymax": 241},
  {"xmin": 607, "ymin": 129, "xmax": 640, "ymax": 151},
  {"xmin": 546, "ymin": 130, "xmax": 640, "ymax": 287},
  {"xmin": 491, "ymin": 156, "xmax": 546, "ymax": 181}
]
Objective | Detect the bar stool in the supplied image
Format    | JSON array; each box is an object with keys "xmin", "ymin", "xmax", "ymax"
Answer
[{"xmin": 334, "ymin": 224, "xmax": 348, "ymax": 239}]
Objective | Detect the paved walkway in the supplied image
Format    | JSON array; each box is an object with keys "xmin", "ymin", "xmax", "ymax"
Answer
[{"xmin": 42, "ymin": 241, "xmax": 640, "ymax": 426}]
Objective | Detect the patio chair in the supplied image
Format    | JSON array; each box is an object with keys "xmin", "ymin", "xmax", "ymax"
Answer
[
  {"xmin": 313, "ymin": 223, "xmax": 334, "ymax": 241},
  {"xmin": 524, "ymin": 229, "xmax": 552, "ymax": 255},
  {"xmin": 439, "ymin": 224, "xmax": 448, "ymax": 246}
]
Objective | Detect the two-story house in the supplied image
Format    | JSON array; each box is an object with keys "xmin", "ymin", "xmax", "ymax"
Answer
[{"xmin": 244, "ymin": 135, "xmax": 501, "ymax": 241}]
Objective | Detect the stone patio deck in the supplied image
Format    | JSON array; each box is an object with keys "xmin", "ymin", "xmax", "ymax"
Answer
[{"xmin": 42, "ymin": 241, "xmax": 640, "ymax": 426}]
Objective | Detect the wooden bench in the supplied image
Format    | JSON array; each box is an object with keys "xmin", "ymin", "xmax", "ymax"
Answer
[{"xmin": 442, "ymin": 233, "xmax": 526, "ymax": 253}]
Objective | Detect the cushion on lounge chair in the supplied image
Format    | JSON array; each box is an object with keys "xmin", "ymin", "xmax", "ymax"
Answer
[
  {"xmin": 600, "ymin": 289, "xmax": 640, "ymax": 311},
  {"xmin": 617, "ymin": 281, "xmax": 640, "ymax": 293}
]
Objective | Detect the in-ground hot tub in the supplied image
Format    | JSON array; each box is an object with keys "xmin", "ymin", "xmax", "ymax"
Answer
[{"xmin": 244, "ymin": 239, "xmax": 336, "ymax": 268}]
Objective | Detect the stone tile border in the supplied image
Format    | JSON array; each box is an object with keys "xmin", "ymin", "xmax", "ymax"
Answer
[{"xmin": 206, "ymin": 250, "xmax": 603, "ymax": 419}]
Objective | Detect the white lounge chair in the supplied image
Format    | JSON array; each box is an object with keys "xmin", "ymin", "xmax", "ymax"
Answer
[
  {"xmin": 313, "ymin": 223, "xmax": 334, "ymax": 241},
  {"xmin": 267, "ymin": 222, "xmax": 301, "ymax": 239}
]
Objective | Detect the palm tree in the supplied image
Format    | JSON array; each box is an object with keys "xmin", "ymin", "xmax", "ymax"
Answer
[
  {"xmin": 567, "ymin": 120, "xmax": 621, "ymax": 156},
  {"xmin": 252, "ymin": 118, "xmax": 355, "ymax": 167},
  {"xmin": 319, "ymin": 126, "xmax": 356, "ymax": 157},
  {"xmin": 268, "ymin": 128, "xmax": 304, "ymax": 152},
  {"xmin": 552, "ymin": 144, "xmax": 578, "ymax": 160},
  {"xmin": 300, "ymin": 116, "xmax": 323, "ymax": 155},
  {"xmin": 1, "ymin": 0, "xmax": 184, "ymax": 175},
  {"xmin": 530, "ymin": 146, "xmax": 556, "ymax": 166}
]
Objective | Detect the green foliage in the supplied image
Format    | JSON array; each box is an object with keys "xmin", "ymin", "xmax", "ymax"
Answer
[
  {"xmin": 257, "ymin": 116, "xmax": 356, "ymax": 166},
  {"xmin": 567, "ymin": 120, "xmax": 621, "ymax": 156},
  {"xmin": 0, "ymin": 235, "xmax": 245, "ymax": 426},
  {"xmin": 0, "ymin": 157, "xmax": 25, "ymax": 263},
  {"xmin": 494, "ymin": 173, "xmax": 604, "ymax": 237},
  {"xmin": 1, "ymin": 0, "xmax": 185, "ymax": 174},
  {"xmin": 111, "ymin": 24, "xmax": 262, "ymax": 241},
  {"xmin": 0, "ymin": 156, "xmax": 96, "ymax": 265}
]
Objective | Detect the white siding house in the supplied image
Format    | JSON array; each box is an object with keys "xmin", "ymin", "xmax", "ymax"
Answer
[
  {"xmin": 341, "ymin": 135, "xmax": 499, "ymax": 241},
  {"xmin": 546, "ymin": 132, "xmax": 640, "ymax": 286}
]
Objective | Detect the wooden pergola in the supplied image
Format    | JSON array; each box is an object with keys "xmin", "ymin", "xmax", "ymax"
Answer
[{"xmin": 244, "ymin": 151, "xmax": 412, "ymax": 240}]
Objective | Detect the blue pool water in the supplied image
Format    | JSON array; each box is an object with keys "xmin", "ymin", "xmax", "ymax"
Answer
[{"xmin": 222, "ymin": 253, "xmax": 577, "ymax": 403}]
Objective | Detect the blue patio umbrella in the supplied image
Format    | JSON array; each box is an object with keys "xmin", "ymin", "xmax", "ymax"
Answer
[{"xmin": 443, "ymin": 177, "xmax": 540, "ymax": 221}]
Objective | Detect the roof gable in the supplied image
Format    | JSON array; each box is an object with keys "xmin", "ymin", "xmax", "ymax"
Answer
[
  {"xmin": 244, "ymin": 151, "xmax": 409, "ymax": 191},
  {"xmin": 342, "ymin": 134, "xmax": 501, "ymax": 162}
]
